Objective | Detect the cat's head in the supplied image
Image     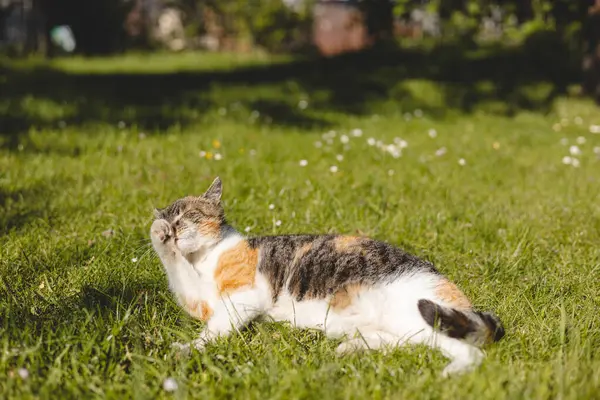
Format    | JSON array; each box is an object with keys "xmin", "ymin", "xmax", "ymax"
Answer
[{"xmin": 153, "ymin": 177, "xmax": 225, "ymax": 254}]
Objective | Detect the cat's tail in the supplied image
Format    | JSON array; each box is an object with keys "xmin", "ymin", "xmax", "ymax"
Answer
[{"xmin": 417, "ymin": 299, "xmax": 505, "ymax": 346}]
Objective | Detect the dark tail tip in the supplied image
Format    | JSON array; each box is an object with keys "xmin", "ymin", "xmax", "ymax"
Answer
[
  {"xmin": 417, "ymin": 299, "xmax": 440, "ymax": 327},
  {"xmin": 417, "ymin": 299, "xmax": 475, "ymax": 340}
]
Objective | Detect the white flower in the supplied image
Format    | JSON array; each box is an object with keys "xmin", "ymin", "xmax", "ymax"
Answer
[
  {"xmin": 326, "ymin": 139, "xmax": 333, "ymax": 145},
  {"xmin": 385, "ymin": 144, "xmax": 401, "ymax": 158},
  {"xmin": 576, "ymin": 136, "xmax": 586, "ymax": 144},
  {"xmin": 552, "ymin": 123, "xmax": 561, "ymax": 132},
  {"xmin": 214, "ymin": 153, "xmax": 222, "ymax": 160},
  {"xmin": 163, "ymin": 377, "xmax": 178, "ymax": 392},
  {"xmin": 435, "ymin": 147, "xmax": 447, "ymax": 157},
  {"xmin": 336, "ymin": 154, "xmax": 344, "ymax": 162},
  {"xmin": 562, "ymin": 156, "xmax": 573, "ymax": 165},
  {"xmin": 330, "ymin": 165, "xmax": 338, "ymax": 173},
  {"xmin": 268, "ymin": 204, "xmax": 275, "ymax": 210},
  {"xmin": 403, "ymin": 113, "xmax": 412, "ymax": 121},
  {"xmin": 414, "ymin": 109, "xmax": 423, "ymax": 118},
  {"xmin": 569, "ymin": 145, "xmax": 582, "ymax": 156},
  {"xmin": 249, "ymin": 149, "xmax": 257, "ymax": 156},
  {"xmin": 275, "ymin": 220, "xmax": 282, "ymax": 227},
  {"xmin": 351, "ymin": 128, "xmax": 363, "ymax": 137},
  {"xmin": 138, "ymin": 132, "xmax": 146, "ymax": 139},
  {"xmin": 458, "ymin": 158, "xmax": 466, "ymax": 166},
  {"xmin": 428, "ymin": 129, "xmax": 437, "ymax": 138},
  {"xmin": 594, "ymin": 146, "xmax": 600, "ymax": 154},
  {"xmin": 218, "ymin": 107, "xmax": 227, "ymax": 116},
  {"xmin": 590, "ymin": 125, "xmax": 600, "ymax": 134},
  {"xmin": 298, "ymin": 100, "xmax": 308, "ymax": 110},
  {"xmin": 571, "ymin": 158, "xmax": 580, "ymax": 168},
  {"xmin": 58, "ymin": 121, "xmax": 66, "ymax": 129},
  {"xmin": 118, "ymin": 121, "xmax": 126, "ymax": 129},
  {"xmin": 397, "ymin": 140, "xmax": 408, "ymax": 149},
  {"xmin": 340, "ymin": 135, "xmax": 349, "ymax": 144},
  {"xmin": 250, "ymin": 110, "xmax": 260, "ymax": 120},
  {"xmin": 388, "ymin": 169, "xmax": 395, "ymax": 176},
  {"xmin": 314, "ymin": 141, "xmax": 323, "ymax": 148},
  {"xmin": 389, "ymin": 150, "xmax": 401, "ymax": 158},
  {"xmin": 574, "ymin": 116, "xmax": 583, "ymax": 125},
  {"xmin": 367, "ymin": 138, "xmax": 376, "ymax": 146},
  {"xmin": 299, "ymin": 159, "xmax": 308, "ymax": 167},
  {"xmin": 17, "ymin": 368, "xmax": 29, "ymax": 380},
  {"xmin": 244, "ymin": 226, "xmax": 251, "ymax": 233},
  {"xmin": 559, "ymin": 138, "xmax": 568, "ymax": 146},
  {"xmin": 131, "ymin": 258, "xmax": 138, "ymax": 263}
]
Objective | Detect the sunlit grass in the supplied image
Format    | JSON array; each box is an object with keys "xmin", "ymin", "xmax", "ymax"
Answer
[{"xmin": 1, "ymin": 52, "xmax": 600, "ymax": 399}]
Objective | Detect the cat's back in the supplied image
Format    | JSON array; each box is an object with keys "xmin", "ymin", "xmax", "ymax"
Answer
[{"xmin": 248, "ymin": 234, "xmax": 439, "ymax": 301}]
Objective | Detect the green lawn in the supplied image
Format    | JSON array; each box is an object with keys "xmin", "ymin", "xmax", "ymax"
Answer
[{"xmin": 1, "ymin": 50, "xmax": 600, "ymax": 399}]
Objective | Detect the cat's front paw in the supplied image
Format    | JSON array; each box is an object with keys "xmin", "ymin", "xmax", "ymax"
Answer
[{"xmin": 151, "ymin": 219, "xmax": 172, "ymax": 244}]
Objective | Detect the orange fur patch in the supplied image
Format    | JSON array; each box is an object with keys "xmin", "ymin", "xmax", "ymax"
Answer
[
  {"xmin": 435, "ymin": 279, "xmax": 472, "ymax": 310},
  {"xmin": 334, "ymin": 236, "xmax": 361, "ymax": 252},
  {"xmin": 182, "ymin": 299, "xmax": 213, "ymax": 322},
  {"xmin": 200, "ymin": 301, "xmax": 213, "ymax": 321},
  {"xmin": 198, "ymin": 219, "xmax": 221, "ymax": 237},
  {"xmin": 214, "ymin": 240, "xmax": 258, "ymax": 295},
  {"xmin": 330, "ymin": 283, "xmax": 363, "ymax": 311}
]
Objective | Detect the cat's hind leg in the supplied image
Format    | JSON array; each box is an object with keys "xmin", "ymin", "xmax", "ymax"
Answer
[{"xmin": 333, "ymin": 326, "xmax": 484, "ymax": 377}]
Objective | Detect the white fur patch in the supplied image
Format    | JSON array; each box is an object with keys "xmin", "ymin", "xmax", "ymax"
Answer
[{"xmin": 155, "ymin": 227, "xmax": 486, "ymax": 376}]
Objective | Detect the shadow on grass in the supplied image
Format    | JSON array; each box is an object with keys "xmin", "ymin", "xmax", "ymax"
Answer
[
  {"xmin": 0, "ymin": 32, "xmax": 580, "ymax": 151},
  {"xmin": 0, "ymin": 184, "xmax": 57, "ymax": 236},
  {"xmin": 1, "ymin": 278, "xmax": 169, "ymax": 334}
]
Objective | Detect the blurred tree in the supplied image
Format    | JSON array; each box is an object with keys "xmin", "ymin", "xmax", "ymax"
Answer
[
  {"xmin": 583, "ymin": 0, "xmax": 600, "ymax": 103},
  {"xmin": 196, "ymin": 0, "xmax": 314, "ymax": 52},
  {"xmin": 3, "ymin": 0, "xmax": 599, "ymax": 105}
]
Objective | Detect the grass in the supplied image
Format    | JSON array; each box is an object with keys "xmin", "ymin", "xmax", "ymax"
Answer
[{"xmin": 1, "ymin": 49, "xmax": 600, "ymax": 399}]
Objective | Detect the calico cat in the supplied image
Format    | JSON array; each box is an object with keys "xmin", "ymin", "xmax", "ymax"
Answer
[{"xmin": 150, "ymin": 177, "xmax": 504, "ymax": 376}]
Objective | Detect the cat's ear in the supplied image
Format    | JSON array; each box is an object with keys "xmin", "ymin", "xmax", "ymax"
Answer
[
  {"xmin": 202, "ymin": 177, "xmax": 222, "ymax": 202},
  {"xmin": 153, "ymin": 208, "xmax": 162, "ymax": 219}
]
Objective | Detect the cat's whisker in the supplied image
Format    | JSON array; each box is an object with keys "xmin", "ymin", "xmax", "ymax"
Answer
[
  {"xmin": 137, "ymin": 246, "xmax": 156, "ymax": 262},
  {"xmin": 131, "ymin": 242, "xmax": 152, "ymax": 255}
]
